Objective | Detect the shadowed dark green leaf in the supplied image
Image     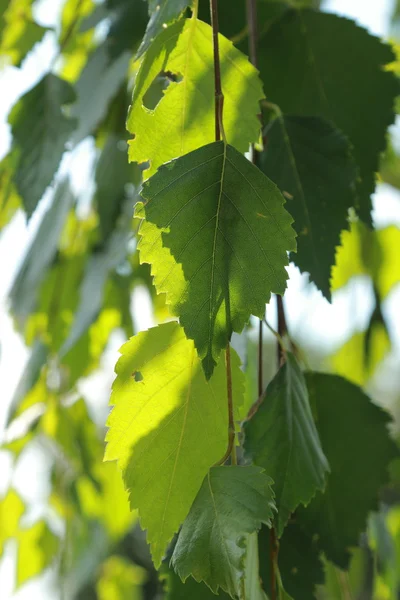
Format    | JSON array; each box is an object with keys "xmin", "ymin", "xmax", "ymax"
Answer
[
  {"xmin": 161, "ymin": 563, "xmax": 231, "ymax": 598},
  {"xmin": 8, "ymin": 75, "xmax": 77, "ymax": 217},
  {"xmin": 244, "ymin": 352, "xmax": 329, "ymax": 535},
  {"xmin": 260, "ymin": 115, "xmax": 357, "ymax": 299},
  {"xmin": 136, "ymin": 141, "xmax": 296, "ymax": 378},
  {"xmin": 259, "ymin": 523, "xmax": 324, "ymax": 600},
  {"xmin": 171, "ymin": 466, "xmax": 275, "ymax": 597},
  {"xmin": 298, "ymin": 373, "xmax": 399, "ymax": 568},
  {"xmin": 257, "ymin": 8, "xmax": 398, "ymax": 224}
]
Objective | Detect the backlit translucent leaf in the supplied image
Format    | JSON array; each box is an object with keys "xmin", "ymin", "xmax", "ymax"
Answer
[
  {"xmin": 0, "ymin": 490, "xmax": 25, "ymax": 554},
  {"xmin": 0, "ymin": 157, "xmax": 21, "ymax": 230},
  {"xmin": 97, "ymin": 556, "xmax": 146, "ymax": 600},
  {"xmin": 105, "ymin": 321, "xmax": 244, "ymax": 567},
  {"xmin": 244, "ymin": 352, "xmax": 329, "ymax": 535},
  {"xmin": 332, "ymin": 222, "xmax": 400, "ymax": 299},
  {"xmin": 16, "ymin": 521, "xmax": 59, "ymax": 587},
  {"xmin": 138, "ymin": 0, "xmax": 192, "ymax": 58},
  {"xmin": 127, "ymin": 18, "xmax": 264, "ymax": 178},
  {"xmin": 298, "ymin": 373, "xmax": 398, "ymax": 568},
  {"xmin": 260, "ymin": 115, "xmax": 357, "ymax": 299},
  {"xmin": 136, "ymin": 141, "xmax": 296, "ymax": 377},
  {"xmin": 331, "ymin": 324, "xmax": 390, "ymax": 386},
  {"xmin": 8, "ymin": 76, "xmax": 77, "ymax": 217},
  {"xmin": 172, "ymin": 466, "xmax": 275, "ymax": 597},
  {"xmin": 258, "ymin": 8, "xmax": 398, "ymax": 224},
  {"xmin": 0, "ymin": 0, "xmax": 48, "ymax": 67}
]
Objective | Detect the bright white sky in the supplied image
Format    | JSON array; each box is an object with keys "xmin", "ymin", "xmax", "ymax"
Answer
[{"xmin": 0, "ymin": 0, "xmax": 399, "ymax": 597}]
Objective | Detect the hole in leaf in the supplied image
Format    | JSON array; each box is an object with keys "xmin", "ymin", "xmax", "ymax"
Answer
[{"xmin": 142, "ymin": 72, "xmax": 182, "ymax": 110}]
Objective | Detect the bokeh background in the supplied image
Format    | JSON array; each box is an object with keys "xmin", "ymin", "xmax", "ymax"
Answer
[{"xmin": 0, "ymin": 0, "xmax": 399, "ymax": 598}]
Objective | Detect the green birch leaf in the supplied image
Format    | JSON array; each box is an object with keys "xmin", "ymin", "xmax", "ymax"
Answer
[
  {"xmin": 0, "ymin": 0, "xmax": 48, "ymax": 67},
  {"xmin": 258, "ymin": 8, "xmax": 398, "ymax": 224},
  {"xmin": 260, "ymin": 115, "xmax": 357, "ymax": 299},
  {"xmin": 136, "ymin": 141, "xmax": 296, "ymax": 378},
  {"xmin": 8, "ymin": 75, "xmax": 77, "ymax": 217},
  {"xmin": 127, "ymin": 18, "xmax": 264, "ymax": 178},
  {"xmin": 298, "ymin": 373, "xmax": 399, "ymax": 568},
  {"xmin": 137, "ymin": 0, "xmax": 193, "ymax": 59},
  {"xmin": 171, "ymin": 466, "xmax": 275, "ymax": 597},
  {"xmin": 259, "ymin": 523, "xmax": 324, "ymax": 600},
  {"xmin": 105, "ymin": 321, "xmax": 245, "ymax": 568},
  {"xmin": 16, "ymin": 521, "xmax": 59, "ymax": 588},
  {"xmin": 161, "ymin": 564, "xmax": 231, "ymax": 598},
  {"xmin": 244, "ymin": 352, "xmax": 329, "ymax": 536}
]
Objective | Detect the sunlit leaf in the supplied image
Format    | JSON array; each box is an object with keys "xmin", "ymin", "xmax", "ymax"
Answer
[
  {"xmin": 136, "ymin": 141, "xmax": 296, "ymax": 377},
  {"xmin": 171, "ymin": 465, "xmax": 275, "ymax": 597},
  {"xmin": 0, "ymin": 490, "xmax": 25, "ymax": 555},
  {"xmin": 97, "ymin": 556, "xmax": 146, "ymax": 600},
  {"xmin": 105, "ymin": 321, "xmax": 244, "ymax": 567},
  {"xmin": 0, "ymin": 0, "xmax": 48, "ymax": 67},
  {"xmin": 16, "ymin": 521, "xmax": 59, "ymax": 587},
  {"xmin": 127, "ymin": 18, "xmax": 264, "ymax": 178}
]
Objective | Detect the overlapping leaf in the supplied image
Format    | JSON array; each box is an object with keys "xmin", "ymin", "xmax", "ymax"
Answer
[
  {"xmin": 298, "ymin": 373, "xmax": 398, "ymax": 568},
  {"xmin": 258, "ymin": 7, "xmax": 398, "ymax": 224},
  {"xmin": 127, "ymin": 18, "xmax": 264, "ymax": 177},
  {"xmin": 244, "ymin": 352, "xmax": 329, "ymax": 535},
  {"xmin": 105, "ymin": 321, "xmax": 244, "ymax": 567},
  {"xmin": 260, "ymin": 115, "xmax": 357, "ymax": 299},
  {"xmin": 136, "ymin": 141, "xmax": 296, "ymax": 377},
  {"xmin": 259, "ymin": 523, "xmax": 324, "ymax": 600},
  {"xmin": 171, "ymin": 466, "xmax": 275, "ymax": 597},
  {"xmin": 137, "ymin": 0, "xmax": 193, "ymax": 58},
  {"xmin": 8, "ymin": 75, "xmax": 77, "ymax": 217}
]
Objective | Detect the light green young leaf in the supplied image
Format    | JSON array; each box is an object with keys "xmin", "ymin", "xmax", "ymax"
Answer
[
  {"xmin": 260, "ymin": 115, "xmax": 357, "ymax": 300},
  {"xmin": 137, "ymin": 0, "xmax": 193, "ymax": 58},
  {"xmin": 16, "ymin": 521, "xmax": 59, "ymax": 588},
  {"xmin": 136, "ymin": 141, "xmax": 296, "ymax": 378},
  {"xmin": 171, "ymin": 466, "xmax": 275, "ymax": 597},
  {"xmin": 0, "ymin": 490, "xmax": 25, "ymax": 555},
  {"xmin": 258, "ymin": 8, "xmax": 398, "ymax": 224},
  {"xmin": 105, "ymin": 321, "xmax": 244, "ymax": 568},
  {"xmin": 244, "ymin": 352, "xmax": 329, "ymax": 535},
  {"xmin": 0, "ymin": 0, "xmax": 48, "ymax": 67},
  {"xmin": 8, "ymin": 75, "xmax": 77, "ymax": 217},
  {"xmin": 127, "ymin": 18, "xmax": 264, "ymax": 178},
  {"xmin": 298, "ymin": 373, "xmax": 399, "ymax": 568}
]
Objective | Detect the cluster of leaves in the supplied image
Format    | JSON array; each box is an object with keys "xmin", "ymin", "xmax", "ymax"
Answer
[{"xmin": 1, "ymin": 0, "xmax": 400, "ymax": 599}]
